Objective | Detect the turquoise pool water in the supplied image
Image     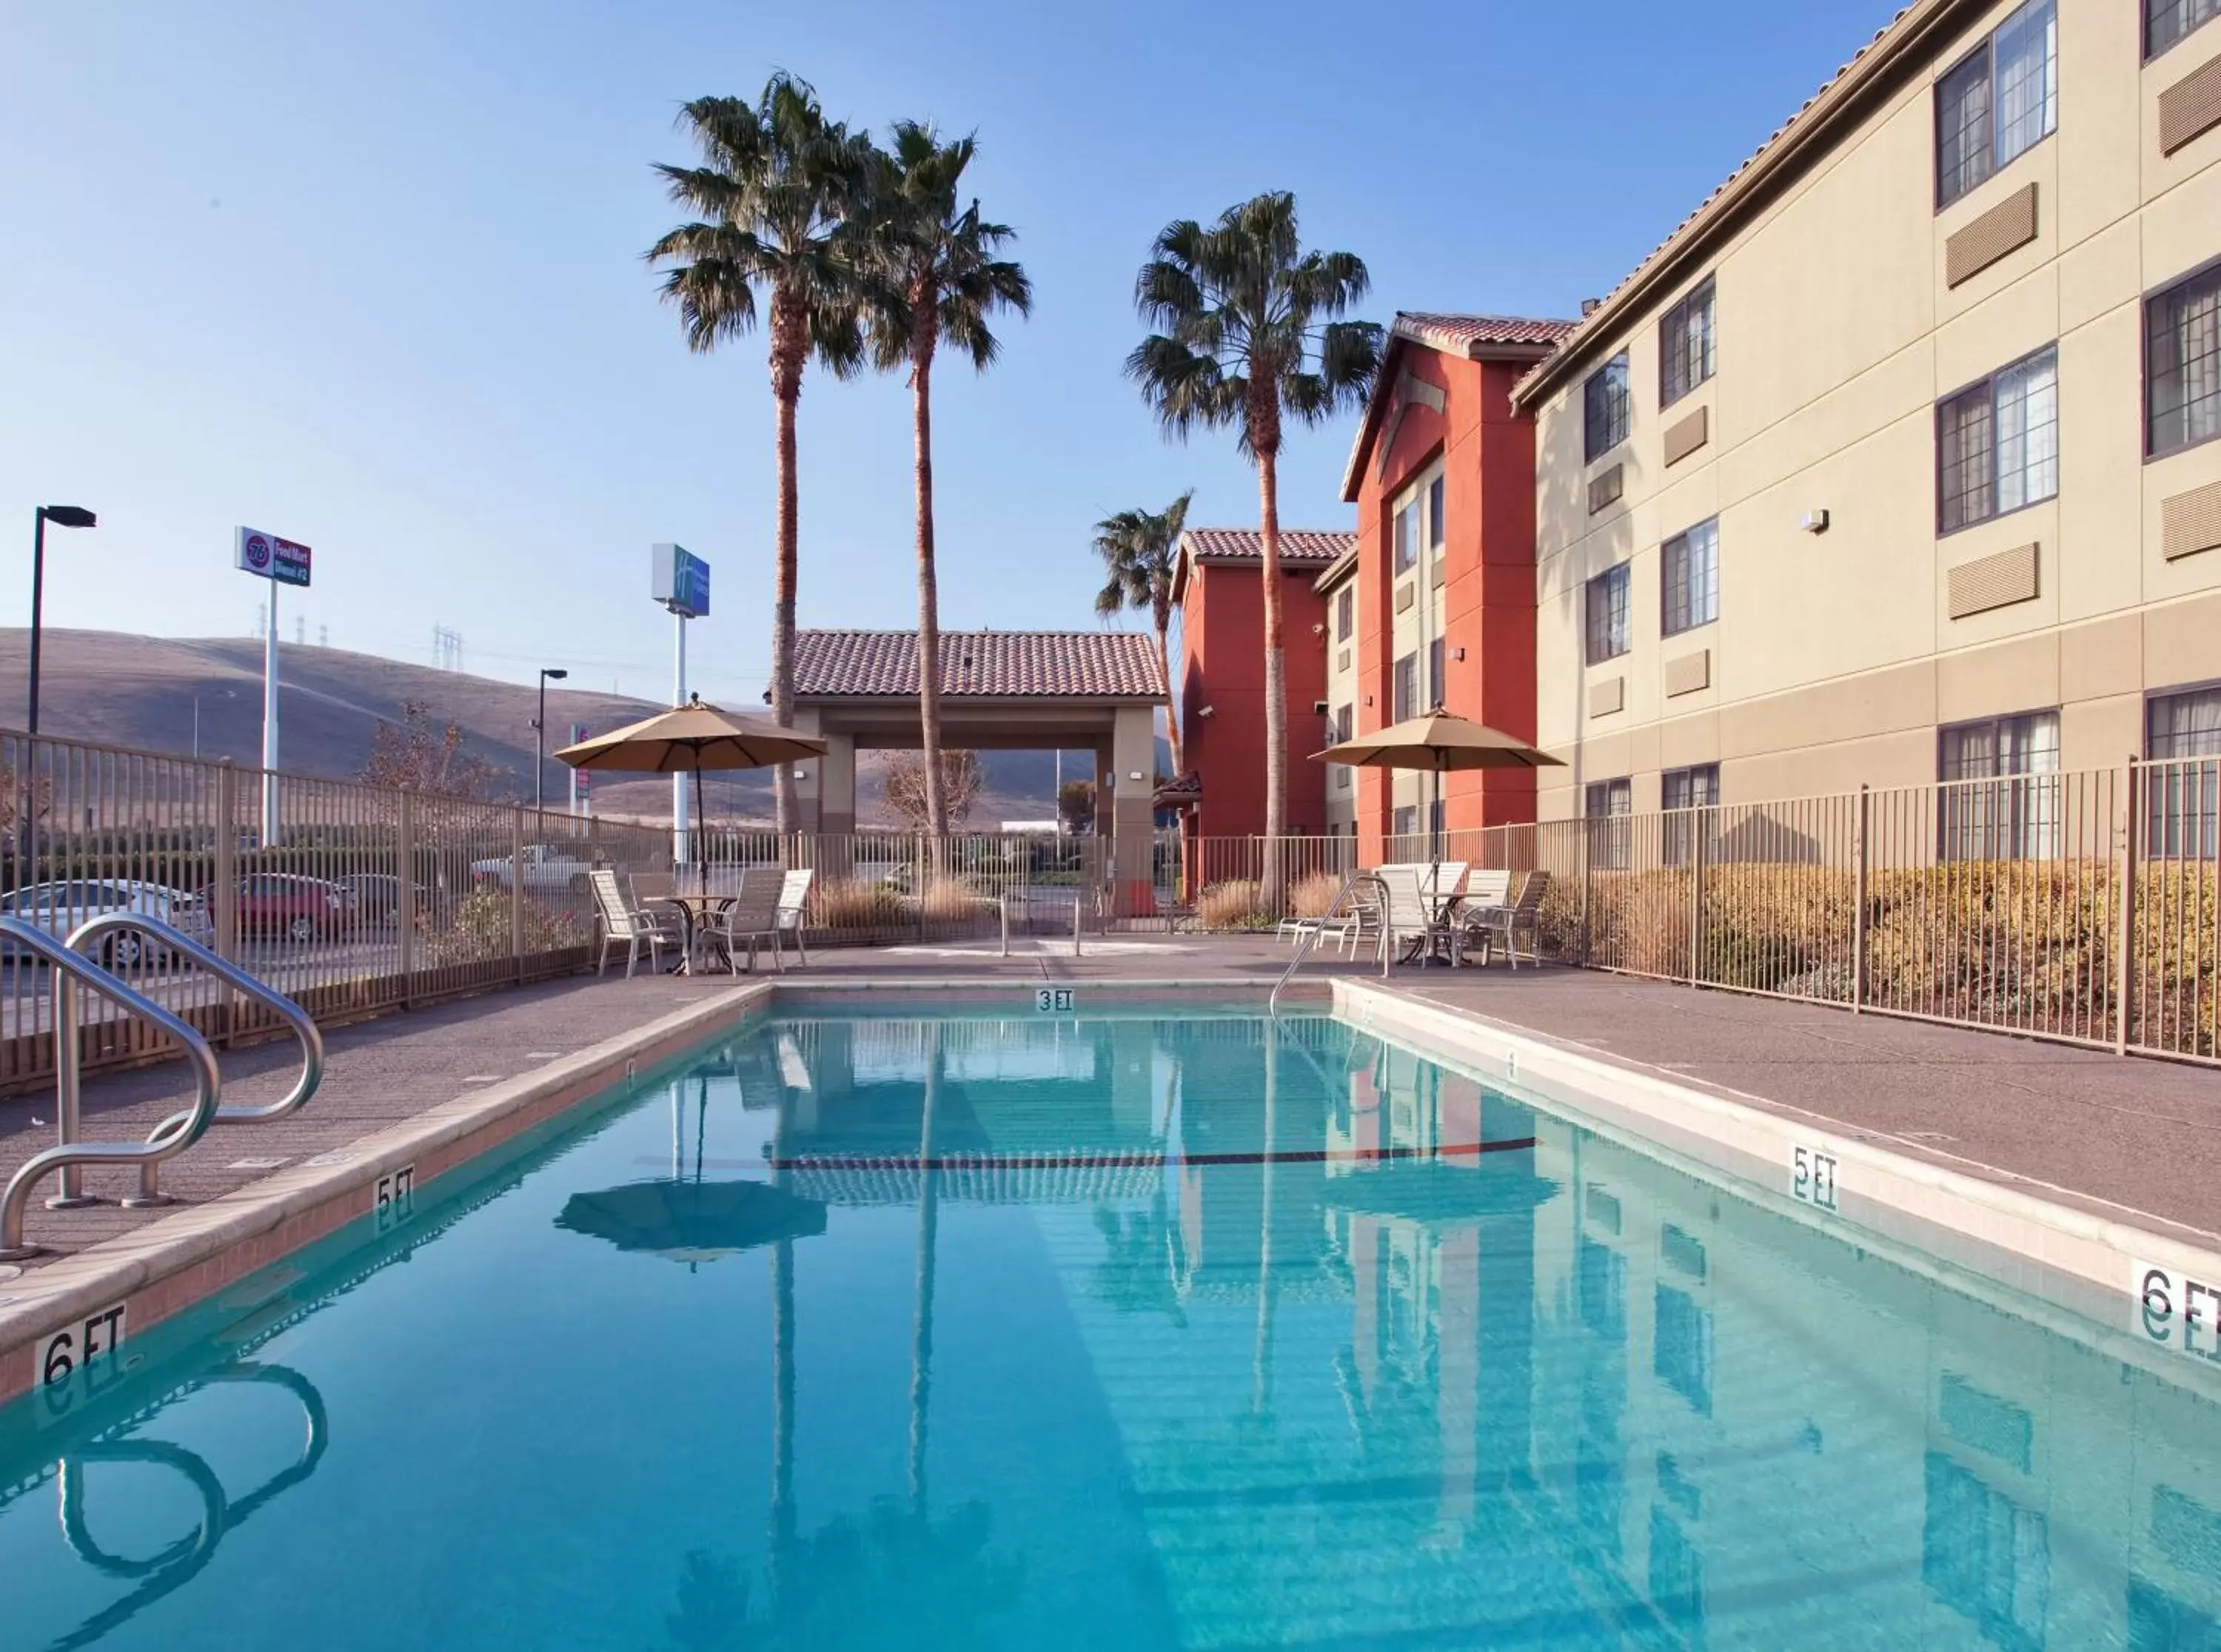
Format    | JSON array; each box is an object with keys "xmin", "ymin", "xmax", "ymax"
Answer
[{"xmin": 3, "ymin": 1005, "xmax": 2218, "ymax": 1649}]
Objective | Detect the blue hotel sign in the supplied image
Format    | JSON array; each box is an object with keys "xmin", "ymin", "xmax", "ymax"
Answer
[{"xmin": 651, "ymin": 543, "xmax": 710, "ymax": 619}]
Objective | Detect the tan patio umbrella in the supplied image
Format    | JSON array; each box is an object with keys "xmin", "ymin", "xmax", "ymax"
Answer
[
  {"xmin": 1311, "ymin": 708, "xmax": 1564, "ymax": 865},
  {"xmin": 555, "ymin": 696, "xmax": 827, "ymax": 884}
]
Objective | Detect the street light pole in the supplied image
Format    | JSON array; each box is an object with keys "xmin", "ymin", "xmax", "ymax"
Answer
[
  {"xmin": 27, "ymin": 506, "xmax": 96, "ymax": 736},
  {"xmin": 535, "ymin": 668, "xmax": 568, "ymax": 813}
]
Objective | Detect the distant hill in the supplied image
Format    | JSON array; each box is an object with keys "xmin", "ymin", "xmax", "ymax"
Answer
[{"xmin": 0, "ymin": 628, "xmax": 1148, "ymax": 827}]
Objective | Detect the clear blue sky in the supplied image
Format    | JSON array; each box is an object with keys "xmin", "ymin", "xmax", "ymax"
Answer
[{"xmin": 1, "ymin": 0, "xmax": 1897, "ymax": 706}]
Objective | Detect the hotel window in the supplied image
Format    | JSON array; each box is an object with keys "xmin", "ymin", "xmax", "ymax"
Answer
[
  {"xmin": 1661, "ymin": 519, "xmax": 1719, "ymax": 636},
  {"xmin": 1392, "ymin": 805, "xmax": 1418, "ymax": 841},
  {"xmin": 2147, "ymin": 686, "xmax": 2221, "ymax": 856},
  {"xmin": 1584, "ymin": 352, "xmax": 1631, "ymax": 461},
  {"xmin": 1940, "ymin": 710, "xmax": 2060, "ymax": 860},
  {"xmin": 1660, "ymin": 278, "xmax": 1715, "ymax": 407},
  {"xmin": 1585, "ymin": 778, "xmax": 1632, "ymax": 871},
  {"xmin": 1427, "ymin": 636, "xmax": 1446, "ymax": 711},
  {"xmin": 2148, "ymin": 0, "xmax": 2220, "ymax": 57},
  {"xmin": 1935, "ymin": 0, "xmax": 2056, "ymax": 208},
  {"xmin": 1661, "ymin": 763, "xmax": 1719, "ymax": 867},
  {"xmin": 1393, "ymin": 497, "xmax": 1418, "ymax": 574},
  {"xmin": 1427, "ymin": 474, "xmax": 1446, "ymax": 556},
  {"xmin": 1392, "ymin": 652, "xmax": 1418, "ymax": 722},
  {"xmin": 1335, "ymin": 585, "xmax": 1354, "ymax": 641},
  {"xmin": 1585, "ymin": 564, "xmax": 1632, "ymax": 665},
  {"xmin": 1334, "ymin": 704, "xmax": 1354, "ymax": 789},
  {"xmin": 1937, "ymin": 345, "xmax": 2057, "ymax": 532},
  {"xmin": 2147, "ymin": 262, "xmax": 2221, "ymax": 459}
]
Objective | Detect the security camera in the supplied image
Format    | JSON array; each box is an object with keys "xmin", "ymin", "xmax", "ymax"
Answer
[{"xmin": 1312, "ymin": 699, "xmax": 1329, "ymax": 715}]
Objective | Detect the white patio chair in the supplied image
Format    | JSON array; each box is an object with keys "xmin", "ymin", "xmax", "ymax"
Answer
[
  {"xmin": 1465, "ymin": 871, "xmax": 1551, "ymax": 969},
  {"xmin": 590, "ymin": 870, "xmax": 680, "ymax": 978},
  {"xmin": 777, "ymin": 869, "xmax": 814, "ymax": 966},
  {"xmin": 706, "ymin": 866, "xmax": 787, "ymax": 973}
]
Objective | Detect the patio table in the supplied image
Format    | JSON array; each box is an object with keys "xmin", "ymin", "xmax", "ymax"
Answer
[{"xmin": 653, "ymin": 894, "xmax": 737, "ymax": 976}]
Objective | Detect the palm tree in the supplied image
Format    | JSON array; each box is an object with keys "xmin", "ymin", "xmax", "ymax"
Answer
[
  {"xmin": 1127, "ymin": 192, "xmax": 1380, "ymax": 909},
  {"xmin": 863, "ymin": 123, "xmax": 1032, "ymax": 836},
  {"xmin": 1091, "ymin": 490, "xmax": 1193, "ymax": 777},
  {"xmin": 649, "ymin": 77, "xmax": 876, "ymax": 833}
]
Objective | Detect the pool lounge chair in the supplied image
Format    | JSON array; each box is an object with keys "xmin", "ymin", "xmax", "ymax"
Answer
[
  {"xmin": 705, "ymin": 867, "xmax": 787, "ymax": 973},
  {"xmin": 777, "ymin": 869, "xmax": 814, "ymax": 966}
]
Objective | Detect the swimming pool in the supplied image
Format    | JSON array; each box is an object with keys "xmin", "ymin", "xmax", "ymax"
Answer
[{"xmin": 3, "ymin": 1003, "xmax": 2217, "ymax": 1649}]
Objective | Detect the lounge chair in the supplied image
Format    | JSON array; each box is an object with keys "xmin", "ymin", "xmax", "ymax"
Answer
[
  {"xmin": 777, "ymin": 869, "xmax": 814, "ymax": 965},
  {"xmin": 706, "ymin": 866, "xmax": 787, "ymax": 973},
  {"xmin": 1464, "ymin": 870, "xmax": 1551, "ymax": 968},
  {"xmin": 589, "ymin": 869, "xmax": 681, "ymax": 978}
]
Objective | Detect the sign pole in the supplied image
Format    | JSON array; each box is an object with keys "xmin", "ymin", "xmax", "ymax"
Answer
[
  {"xmin": 672, "ymin": 607, "xmax": 690, "ymax": 867},
  {"xmin": 261, "ymin": 580, "xmax": 281, "ymax": 843},
  {"xmin": 650, "ymin": 542, "xmax": 709, "ymax": 866}
]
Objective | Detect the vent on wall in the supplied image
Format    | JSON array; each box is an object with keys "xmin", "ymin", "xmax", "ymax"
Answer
[
  {"xmin": 1945, "ymin": 183, "xmax": 2038, "ymax": 287},
  {"xmin": 1663, "ymin": 648, "xmax": 1711, "ymax": 697},
  {"xmin": 1394, "ymin": 582, "xmax": 1415, "ymax": 614},
  {"xmin": 1336, "ymin": 645, "xmax": 1353, "ymax": 672},
  {"xmin": 1589, "ymin": 676, "xmax": 1625, "ymax": 719},
  {"xmin": 2159, "ymin": 50, "xmax": 2221, "ymax": 155},
  {"xmin": 1430, "ymin": 557, "xmax": 1446, "ymax": 589},
  {"xmin": 2162, "ymin": 478, "xmax": 2221, "ymax": 562},
  {"xmin": 1947, "ymin": 542, "xmax": 2040, "ymax": 619},
  {"xmin": 1588, "ymin": 463, "xmax": 1624, "ymax": 514},
  {"xmin": 1663, "ymin": 405, "xmax": 1709, "ymax": 467}
]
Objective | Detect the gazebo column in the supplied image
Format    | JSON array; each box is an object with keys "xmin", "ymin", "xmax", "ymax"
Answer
[
  {"xmin": 1107, "ymin": 705, "xmax": 1158, "ymax": 917},
  {"xmin": 817, "ymin": 733, "xmax": 856, "ymax": 838}
]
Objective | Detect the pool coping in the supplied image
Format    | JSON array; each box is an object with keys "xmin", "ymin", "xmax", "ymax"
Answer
[
  {"xmin": 0, "ymin": 978, "xmax": 775, "ymax": 1405},
  {"xmin": 1334, "ymin": 978, "xmax": 2221, "ymax": 1347}
]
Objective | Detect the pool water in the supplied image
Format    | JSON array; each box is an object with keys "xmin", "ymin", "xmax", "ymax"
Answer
[{"xmin": 3, "ymin": 1007, "xmax": 2219, "ymax": 1650}]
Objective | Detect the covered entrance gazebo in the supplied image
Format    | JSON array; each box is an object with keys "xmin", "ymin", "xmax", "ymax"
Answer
[{"xmin": 788, "ymin": 629, "xmax": 1169, "ymax": 916}]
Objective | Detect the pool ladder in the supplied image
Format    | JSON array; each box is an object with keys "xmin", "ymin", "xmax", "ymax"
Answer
[
  {"xmin": 0, "ymin": 912, "xmax": 324, "ymax": 1260},
  {"xmin": 1269, "ymin": 870, "xmax": 1390, "ymax": 1015}
]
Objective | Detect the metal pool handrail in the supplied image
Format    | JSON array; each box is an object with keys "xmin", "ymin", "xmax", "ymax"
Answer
[
  {"xmin": 1270, "ymin": 871, "xmax": 1389, "ymax": 1015},
  {"xmin": 66, "ymin": 912, "xmax": 324, "ymax": 1169},
  {"xmin": 0, "ymin": 919, "xmax": 222, "ymax": 1261}
]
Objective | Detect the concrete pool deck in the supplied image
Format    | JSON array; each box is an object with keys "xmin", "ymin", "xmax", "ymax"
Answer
[{"xmin": 0, "ymin": 936, "xmax": 2213, "ymax": 1390}]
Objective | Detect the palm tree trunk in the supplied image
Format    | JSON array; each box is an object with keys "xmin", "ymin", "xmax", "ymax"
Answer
[
  {"xmin": 1257, "ymin": 443, "xmax": 1287, "ymax": 913},
  {"xmin": 912, "ymin": 338, "xmax": 950, "ymax": 839},
  {"xmin": 1153, "ymin": 602, "xmax": 1182, "ymax": 777},
  {"xmin": 769, "ymin": 297, "xmax": 805, "ymax": 835}
]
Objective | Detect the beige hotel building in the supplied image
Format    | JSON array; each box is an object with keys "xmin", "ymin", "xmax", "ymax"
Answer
[{"xmin": 1516, "ymin": 0, "xmax": 2221, "ymax": 823}]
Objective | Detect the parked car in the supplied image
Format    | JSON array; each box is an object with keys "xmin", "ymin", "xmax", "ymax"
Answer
[
  {"xmin": 469, "ymin": 843, "xmax": 594, "ymax": 895},
  {"xmin": 225, "ymin": 873, "xmax": 358, "ymax": 942},
  {"xmin": 0, "ymin": 879, "xmax": 213, "ymax": 967}
]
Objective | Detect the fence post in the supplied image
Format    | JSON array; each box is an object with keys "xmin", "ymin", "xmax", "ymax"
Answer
[
  {"xmin": 914, "ymin": 835, "xmax": 926, "ymax": 942},
  {"xmin": 1578, "ymin": 824, "xmax": 1592, "ymax": 965},
  {"xmin": 213, "ymin": 761, "xmax": 239, "ymax": 1047},
  {"xmin": 1687, "ymin": 808, "xmax": 1706, "ymax": 987},
  {"xmin": 396, "ymin": 789, "xmax": 417, "ymax": 1010},
  {"xmin": 1852, "ymin": 785, "xmax": 1869, "ymax": 1014},
  {"xmin": 512, "ymin": 806, "xmax": 527, "ymax": 985},
  {"xmin": 2115, "ymin": 756, "xmax": 2138, "ymax": 1056}
]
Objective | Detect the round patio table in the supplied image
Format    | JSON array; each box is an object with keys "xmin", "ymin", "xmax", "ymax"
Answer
[{"xmin": 652, "ymin": 894, "xmax": 736, "ymax": 976}]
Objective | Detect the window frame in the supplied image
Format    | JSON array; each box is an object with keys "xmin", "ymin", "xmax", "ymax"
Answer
[
  {"xmin": 1333, "ymin": 704, "xmax": 1355, "ymax": 789},
  {"xmin": 1585, "ymin": 563, "xmax": 1632, "ymax": 665},
  {"xmin": 1427, "ymin": 635, "xmax": 1447, "ymax": 712},
  {"xmin": 1584, "ymin": 777, "xmax": 1634, "ymax": 871},
  {"xmin": 1934, "ymin": 343, "xmax": 2059, "ymax": 535},
  {"xmin": 1392, "ymin": 652, "xmax": 1418, "ymax": 722},
  {"xmin": 1661, "ymin": 763, "xmax": 1721, "ymax": 867},
  {"xmin": 1659, "ymin": 278, "xmax": 1716, "ymax": 409},
  {"xmin": 1334, "ymin": 585, "xmax": 1354, "ymax": 641},
  {"xmin": 1936, "ymin": 708, "xmax": 2062, "ymax": 862},
  {"xmin": 2143, "ymin": 253, "xmax": 2221, "ymax": 462},
  {"xmin": 2145, "ymin": 0, "xmax": 2221, "ymax": 59},
  {"xmin": 1661, "ymin": 517, "xmax": 1720, "ymax": 638},
  {"xmin": 1934, "ymin": 0, "xmax": 2058, "ymax": 212},
  {"xmin": 1583, "ymin": 352, "xmax": 1632, "ymax": 463},
  {"xmin": 2143, "ymin": 679, "xmax": 2221, "ymax": 857}
]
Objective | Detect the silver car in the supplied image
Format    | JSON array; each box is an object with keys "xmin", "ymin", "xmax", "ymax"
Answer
[{"xmin": 0, "ymin": 879, "xmax": 213, "ymax": 968}]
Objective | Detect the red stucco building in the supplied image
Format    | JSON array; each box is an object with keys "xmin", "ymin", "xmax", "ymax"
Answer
[{"xmin": 1168, "ymin": 527, "xmax": 1354, "ymax": 842}]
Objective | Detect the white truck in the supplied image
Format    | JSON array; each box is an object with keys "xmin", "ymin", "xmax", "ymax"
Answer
[{"xmin": 469, "ymin": 842, "xmax": 595, "ymax": 895}]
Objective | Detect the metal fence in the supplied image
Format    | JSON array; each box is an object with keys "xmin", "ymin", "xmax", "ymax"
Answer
[
  {"xmin": 1430, "ymin": 759, "xmax": 2215, "ymax": 1065},
  {"xmin": 0, "ymin": 730, "xmax": 671, "ymax": 1093}
]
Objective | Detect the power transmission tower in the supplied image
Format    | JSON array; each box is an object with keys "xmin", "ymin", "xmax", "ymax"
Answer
[
  {"xmin": 318, "ymin": 625, "xmax": 329, "ymax": 647},
  {"xmin": 431, "ymin": 625, "xmax": 464, "ymax": 672}
]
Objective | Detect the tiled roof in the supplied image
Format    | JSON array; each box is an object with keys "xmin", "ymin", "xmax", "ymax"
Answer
[
  {"xmin": 791, "ymin": 629, "xmax": 1166, "ymax": 699},
  {"xmin": 1393, "ymin": 312, "xmax": 1578, "ymax": 356},
  {"xmin": 1179, "ymin": 528, "xmax": 1356, "ymax": 564},
  {"xmin": 1513, "ymin": 0, "xmax": 1949, "ymax": 409}
]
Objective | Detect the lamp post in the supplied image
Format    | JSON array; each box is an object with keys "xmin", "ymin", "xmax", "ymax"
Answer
[
  {"xmin": 535, "ymin": 668, "xmax": 569, "ymax": 813},
  {"xmin": 28, "ymin": 506, "xmax": 96, "ymax": 736}
]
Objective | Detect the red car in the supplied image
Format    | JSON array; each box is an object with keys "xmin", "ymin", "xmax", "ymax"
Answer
[{"xmin": 224, "ymin": 873, "xmax": 358, "ymax": 942}]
